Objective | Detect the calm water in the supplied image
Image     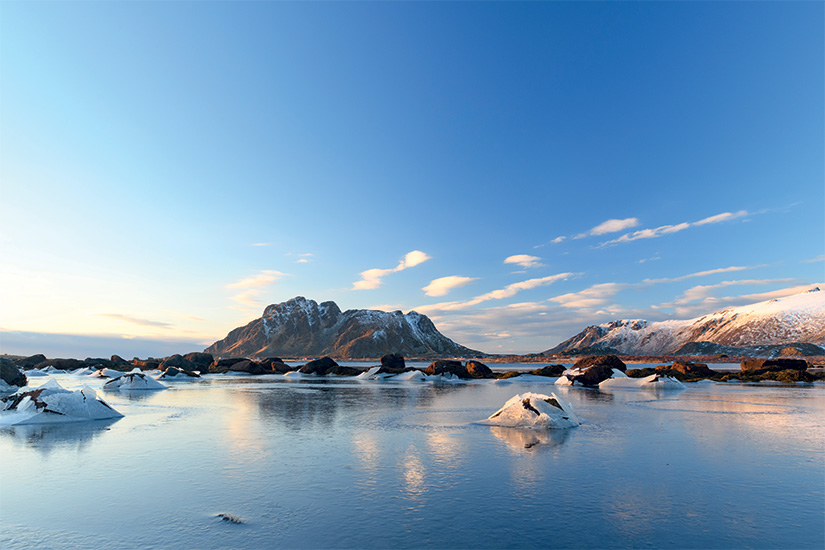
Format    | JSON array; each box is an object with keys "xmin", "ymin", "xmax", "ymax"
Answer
[{"xmin": 1, "ymin": 373, "xmax": 823, "ymax": 549}]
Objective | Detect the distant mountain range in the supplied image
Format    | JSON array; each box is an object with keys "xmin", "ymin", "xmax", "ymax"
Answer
[
  {"xmin": 543, "ymin": 287, "xmax": 825, "ymax": 356},
  {"xmin": 206, "ymin": 297, "xmax": 482, "ymax": 359}
]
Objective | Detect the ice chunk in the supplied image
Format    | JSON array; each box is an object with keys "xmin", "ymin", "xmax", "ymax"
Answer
[
  {"xmin": 599, "ymin": 373, "xmax": 685, "ymax": 390},
  {"xmin": 89, "ymin": 368, "xmax": 125, "ymax": 378},
  {"xmin": 395, "ymin": 370, "xmax": 426, "ymax": 381},
  {"xmin": 0, "ymin": 380, "xmax": 123, "ymax": 425},
  {"xmin": 103, "ymin": 373, "xmax": 167, "ymax": 391},
  {"xmin": 479, "ymin": 392, "xmax": 580, "ymax": 429}
]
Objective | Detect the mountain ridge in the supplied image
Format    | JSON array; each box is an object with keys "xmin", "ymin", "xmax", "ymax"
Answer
[
  {"xmin": 206, "ymin": 296, "xmax": 482, "ymax": 359},
  {"xmin": 543, "ymin": 287, "xmax": 825, "ymax": 356}
]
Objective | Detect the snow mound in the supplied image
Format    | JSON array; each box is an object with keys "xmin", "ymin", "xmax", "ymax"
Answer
[
  {"xmin": 479, "ymin": 392, "xmax": 580, "ymax": 429},
  {"xmin": 0, "ymin": 379, "xmax": 123, "ymax": 425},
  {"xmin": 599, "ymin": 373, "xmax": 684, "ymax": 390},
  {"xmin": 103, "ymin": 373, "xmax": 168, "ymax": 391},
  {"xmin": 395, "ymin": 370, "xmax": 426, "ymax": 381}
]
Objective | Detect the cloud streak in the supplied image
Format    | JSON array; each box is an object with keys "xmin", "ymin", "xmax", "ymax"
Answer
[
  {"xmin": 504, "ymin": 254, "xmax": 543, "ymax": 269},
  {"xmin": 600, "ymin": 210, "xmax": 749, "ymax": 246},
  {"xmin": 422, "ymin": 276, "xmax": 477, "ymax": 297},
  {"xmin": 98, "ymin": 314, "xmax": 173, "ymax": 329},
  {"xmin": 353, "ymin": 250, "xmax": 431, "ymax": 290}
]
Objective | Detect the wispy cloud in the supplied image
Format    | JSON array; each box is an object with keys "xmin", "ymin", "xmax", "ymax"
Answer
[
  {"xmin": 98, "ymin": 314, "xmax": 173, "ymax": 329},
  {"xmin": 251, "ymin": 243, "xmax": 271, "ymax": 247},
  {"xmin": 416, "ymin": 272, "xmax": 578, "ymax": 313},
  {"xmin": 226, "ymin": 270, "xmax": 289, "ymax": 310},
  {"xmin": 803, "ymin": 255, "xmax": 825, "ymax": 264},
  {"xmin": 656, "ymin": 278, "xmax": 798, "ymax": 310},
  {"xmin": 575, "ymin": 217, "xmax": 640, "ymax": 239},
  {"xmin": 353, "ymin": 250, "xmax": 431, "ymax": 290},
  {"xmin": 422, "ymin": 276, "xmax": 477, "ymax": 297},
  {"xmin": 504, "ymin": 254, "xmax": 543, "ymax": 269},
  {"xmin": 600, "ymin": 210, "xmax": 749, "ymax": 246},
  {"xmin": 548, "ymin": 282, "xmax": 629, "ymax": 309},
  {"xmin": 643, "ymin": 265, "xmax": 759, "ymax": 284}
]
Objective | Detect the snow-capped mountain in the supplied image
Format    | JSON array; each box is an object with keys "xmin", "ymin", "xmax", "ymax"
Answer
[
  {"xmin": 206, "ymin": 297, "xmax": 482, "ymax": 359},
  {"xmin": 544, "ymin": 287, "xmax": 825, "ymax": 356}
]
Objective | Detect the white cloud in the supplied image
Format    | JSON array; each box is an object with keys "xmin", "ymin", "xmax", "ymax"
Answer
[
  {"xmin": 416, "ymin": 272, "xmax": 578, "ymax": 313},
  {"xmin": 353, "ymin": 250, "xmax": 432, "ymax": 290},
  {"xmin": 251, "ymin": 243, "xmax": 271, "ymax": 247},
  {"xmin": 658, "ymin": 278, "xmax": 798, "ymax": 308},
  {"xmin": 548, "ymin": 282, "xmax": 628, "ymax": 309},
  {"xmin": 504, "ymin": 254, "xmax": 544, "ymax": 269},
  {"xmin": 552, "ymin": 236, "xmax": 566, "ymax": 244},
  {"xmin": 98, "ymin": 314, "xmax": 173, "ymax": 329},
  {"xmin": 422, "ymin": 276, "xmax": 477, "ymax": 297},
  {"xmin": 600, "ymin": 210, "xmax": 750, "ymax": 246},
  {"xmin": 226, "ymin": 270, "xmax": 288, "ymax": 310},
  {"xmin": 643, "ymin": 265, "xmax": 758, "ymax": 284},
  {"xmin": 693, "ymin": 210, "xmax": 748, "ymax": 226},
  {"xmin": 803, "ymin": 255, "xmax": 825, "ymax": 264},
  {"xmin": 588, "ymin": 217, "xmax": 640, "ymax": 236}
]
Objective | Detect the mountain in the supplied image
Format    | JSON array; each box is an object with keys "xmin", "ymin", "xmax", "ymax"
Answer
[
  {"xmin": 206, "ymin": 296, "xmax": 482, "ymax": 359},
  {"xmin": 543, "ymin": 287, "xmax": 825, "ymax": 356}
]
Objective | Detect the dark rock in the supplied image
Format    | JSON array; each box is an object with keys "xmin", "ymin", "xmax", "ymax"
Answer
[
  {"xmin": 495, "ymin": 371, "xmax": 522, "ymax": 380},
  {"xmin": 423, "ymin": 360, "xmax": 469, "ymax": 378},
  {"xmin": 626, "ymin": 368, "xmax": 658, "ymax": 378},
  {"xmin": 530, "ymin": 365, "xmax": 566, "ymax": 377},
  {"xmin": 110, "ymin": 355, "xmax": 130, "ymax": 366},
  {"xmin": 380, "ymin": 353, "xmax": 406, "ymax": 370},
  {"xmin": 133, "ymin": 359, "xmax": 161, "ymax": 370},
  {"xmin": 741, "ymin": 358, "xmax": 809, "ymax": 372},
  {"xmin": 259, "ymin": 357, "xmax": 291, "ymax": 374},
  {"xmin": 183, "ymin": 352, "xmax": 213, "ymax": 367},
  {"xmin": 215, "ymin": 357, "xmax": 249, "ymax": 368},
  {"xmin": 465, "ymin": 360, "xmax": 494, "ymax": 379},
  {"xmin": 571, "ymin": 355, "xmax": 627, "ymax": 372},
  {"xmin": 657, "ymin": 361, "xmax": 718, "ymax": 379},
  {"xmin": 299, "ymin": 357, "xmax": 339, "ymax": 375},
  {"xmin": 570, "ymin": 365, "xmax": 616, "ymax": 387},
  {"xmin": 35, "ymin": 358, "xmax": 81, "ymax": 371},
  {"xmin": 85, "ymin": 358, "xmax": 116, "ymax": 369},
  {"xmin": 160, "ymin": 354, "xmax": 200, "ymax": 373},
  {"xmin": 229, "ymin": 360, "xmax": 267, "ymax": 375},
  {"xmin": 14, "ymin": 354, "xmax": 46, "ymax": 369},
  {"xmin": 325, "ymin": 365, "xmax": 363, "ymax": 376},
  {"xmin": 0, "ymin": 358, "xmax": 27, "ymax": 388}
]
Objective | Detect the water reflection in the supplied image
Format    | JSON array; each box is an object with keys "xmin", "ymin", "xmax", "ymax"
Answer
[
  {"xmin": 488, "ymin": 426, "xmax": 570, "ymax": 453},
  {"xmin": 0, "ymin": 419, "xmax": 120, "ymax": 454}
]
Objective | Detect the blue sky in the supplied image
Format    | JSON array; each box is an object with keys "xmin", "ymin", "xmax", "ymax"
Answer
[{"xmin": 1, "ymin": 1, "xmax": 822, "ymax": 358}]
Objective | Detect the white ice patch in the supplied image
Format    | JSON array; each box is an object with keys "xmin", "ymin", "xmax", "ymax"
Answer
[
  {"xmin": 355, "ymin": 366, "xmax": 394, "ymax": 380},
  {"xmin": 395, "ymin": 370, "xmax": 426, "ymax": 381},
  {"xmin": 0, "ymin": 380, "xmax": 123, "ymax": 425},
  {"xmin": 599, "ymin": 373, "xmax": 685, "ymax": 390},
  {"xmin": 24, "ymin": 369, "xmax": 50, "ymax": 377},
  {"xmin": 103, "ymin": 373, "xmax": 168, "ymax": 391},
  {"xmin": 88, "ymin": 368, "xmax": 124, "ymax": 378},
  {"xmin": 479, "ymin": 392, "xmax": 580, "ymax": 429}
]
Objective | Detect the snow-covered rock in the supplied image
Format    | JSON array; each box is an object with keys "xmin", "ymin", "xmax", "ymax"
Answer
[
  {"xmin": 0, "ymin": 380, "xmax": 123, "ymax": 425},
  {"xmin": 355, "ymin": 366, "xmax": 394, "ymax": 380},
  {"xmin": 479, "ymin": 392, "xmax": 580, "ymax": 429},
  {"xmin": 395, "ymin": 369, "xmax": 427, "ymax": 381},
  {"xmin": 89, "ymin": 368, "xmax": 125, "ymax": 378},
  {"xmin": 599, "ymin": 373, "xmax": 684, "ymax": 390},
  {"xmin": 103, "ymin": 373, "xmax": 168, "ymax": 391}
]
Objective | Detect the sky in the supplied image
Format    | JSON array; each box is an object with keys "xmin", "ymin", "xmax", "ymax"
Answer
[{"xmin": 1, "ymin": 1, "xmax": 823, "ymax": 358}]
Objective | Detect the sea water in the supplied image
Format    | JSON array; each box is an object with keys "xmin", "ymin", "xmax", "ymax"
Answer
[{"xmin": 1, "ymin": 373, "xmax": 822, "ymax": 549}]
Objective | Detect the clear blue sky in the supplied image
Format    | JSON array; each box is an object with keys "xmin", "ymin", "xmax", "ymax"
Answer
[{"xmin": 1, "ymin": 1, "xmax": 822, "ymax": 357}]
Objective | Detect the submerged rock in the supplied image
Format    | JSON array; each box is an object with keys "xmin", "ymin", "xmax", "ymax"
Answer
[
  {"xmin": 480, "ymin": 392, "xmax": 580, "ymax": 429},
  {"xmin": 0, "ymin": 380, "xmax": 123, "ymax": 425}
]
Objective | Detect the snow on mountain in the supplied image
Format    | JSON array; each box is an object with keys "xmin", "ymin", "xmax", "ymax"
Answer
[
  {"xmin": 545, "ymin": 287, "xmax": 825, "ymax": 356},
  {"xmin": 206, "ymin": 296, "xmax": 482, "ymax": 359}
]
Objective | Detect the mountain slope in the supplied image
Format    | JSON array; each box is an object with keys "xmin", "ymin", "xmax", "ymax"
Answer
[
  {"xmin": 543, "ymin": 287, "xmax": 825, "ymax": 356},
  {"xmin": 206, "ymin": 296, "xmax": 482, "ymax": 359}
]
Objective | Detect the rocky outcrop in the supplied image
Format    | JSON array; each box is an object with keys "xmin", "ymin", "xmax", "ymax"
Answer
[
  {"xmin": 530, "ymin": 365, "xmax": 566, "ymax": 377},
  {"xmin": 571, "ymin": 355, "xmax": 627, "ymax": 372},
  {"xmin": 205, "ymin": 297, "xmax": 482, "ymax": 359},
  {"xmin": 381, "ymin": 353, "xmax": 405, "ymax": 370},
  {"xmin": 298, "ymin": 356, "xmax": 361, "ymax": 376},
  {"xmin": 0, "ymin": 358, "xmax": 27, "ymax": 388},
  {"xmin": 660, "ymin": 361, "xmax": 718, "ymax": 379},
  {"xmin": 740, "ymin": 358, "xmax": 809, "ymax": 372},
  {"xmin": 14, "ymin": 354, "xmax": 46, "ymax": 369},
  {"xmin": 466, "ymin": 361, "xmax": 494, "ymax": 379}
]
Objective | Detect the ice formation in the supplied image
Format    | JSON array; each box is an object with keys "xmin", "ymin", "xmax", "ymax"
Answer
[
  {"xmin": 479, "ymin": 392, "xmax": 580, "ymax": 429},
  {"xmin": 599, "ymin": 373, "xmax": 685, "ymax": 390},
  {"xmin": 103, "ymin": 372, "xmax": 168, "ymax": 391},
  {"xmin": 0, "ymin": 379, "xmax": 123, "ymax": 425}
]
